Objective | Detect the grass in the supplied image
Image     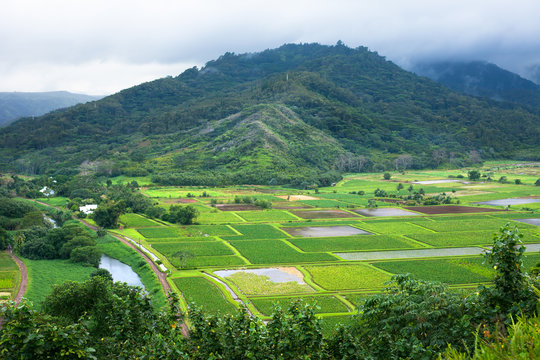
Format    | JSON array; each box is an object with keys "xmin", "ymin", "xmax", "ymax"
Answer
[
  {"xmin": 36, "ymin": 197, "xmax": 69, "ymax": 207},
  {"xmin": 173, "ymin": 277, "xmax": 237, "ymax": 315},
  {"xmin": 0, "ymin": 252, "xmax": 17, "ymax": 270},
  {"xmin": 119, "ymin": 213, "xmax": 162, "ymax": 228},
  {"xmin": 137, "ymin": 227, "xmax": 179, "ymax": 238},
  {"xmin": 224, "ymin": 271, "xmax": 314, "ymax": 295},
  {"xmin": 230, "ymin": 240, "xmax": 336, "ymax": 264},
  {"xmin": 97, "ymin": 235, "xmax": 168, "ymax": 309},
  {"xmin": 236, "ymin": 211, "xmax": 298, "ymax": 222},
  {"xmin": 221, "ymin": 224, "xmax": 287, "ymax": 240},
  {"xmin": 305, "ymin": 264, "xmax": 391, "ymax": 290},
  {"xmin": 22, "ymin": 258, "xmax": 94, "ymax": 309},
  {"xmin": 289, "ymin": 235, "xmax": 420, "ymax": 252},
  {"xmin": 147, "ymin": 236, "xmax": 217, "ymax": 243},
  {"xmin": 373, "ymin": 257, "xmax": 494, "ymax": 285},
  {"xmin": 251, "ymin": 295, "xmax": 349, "ymax": 316},
  {"xmin": 0, "ymin": 271, "xmax": 17, "ymax": 288},
  {"xmin": 320, "ymin": 315, "xmax": 355, "ymax": 337}
]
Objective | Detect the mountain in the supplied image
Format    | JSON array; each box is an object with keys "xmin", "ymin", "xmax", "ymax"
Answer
[
  {"xmin": 412, "ymin": 61, "xmax": 540, "ymax": 110},
  {"xmin": 0, "ymin": 91, "xmax": 104, "ymax": 127},
  {"xmin": 1, "ymin": 43, "xmax": 539, "ymax": 185}
]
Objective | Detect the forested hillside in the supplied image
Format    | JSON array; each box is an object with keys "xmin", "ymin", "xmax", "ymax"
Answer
[
  {"xmin": 0, "ymin": 91, "xmax": 103, "ymax": 126},
  {"xmin": 1, "ymin": 43, "xmax": 539, "ymax": 185}
]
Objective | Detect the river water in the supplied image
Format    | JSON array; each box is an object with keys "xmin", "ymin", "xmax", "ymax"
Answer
[{"xmin": 98, "ymin": 255, "xmax": 144, "ymax": 288}]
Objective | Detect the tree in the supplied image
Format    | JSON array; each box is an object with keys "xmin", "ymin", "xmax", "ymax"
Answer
[
  {"xmin": 383, "ymin": 172, "xmax": 391, "ymax": 180},
  {"xmin": 162, "ymin": 205, "xmax": 199, "ymax": 225},
  {"xmin": 468, "ymin": 170, "xmax": 481, "ymax": 180},
  {"xmin": 59, "ymin": 235, "xmax": 96, "ymax": 258},
  {"xmin": 91, "ymin": 201, "xmax": 125, "ymax": 228},
  {"xmin": 396, "ymin": 183, "xmax": 404, "ymax": 193},
  {"xmin": 479, "ymin": 224, "xmax": 537, "ymax": 319},
  {"xmin": 70, "ymin": 246, "xmax": 101, "ymax": 267},
  {"xmin": 535, "ymin": 178, "xmax": 540, "ymax": 186},
  {"xmin": 334, "ymin": 275, "xmax": 475, "ymax": 359},
  {"xmin": 394, "ymin": 154, "xmax": 413, "ymax": 171}
]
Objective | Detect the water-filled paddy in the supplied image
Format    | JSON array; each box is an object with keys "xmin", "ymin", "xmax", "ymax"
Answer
[
  {"xmin": 516, "ymin": 218, "xmax": 540, "ymax": 226},
  {"xmin": 354, "ymin": 208, "xmax": 420, "ymax": 217},
  {"xmin": 475, "ymin": 198, "xmax": 540, "ymax": 206},
  {"xmin": 215, "ymin": 268, "xmax": 305, "ymax": 284},
  {"xmin": 282, "ymin": 225, "xmax": 371, "ymax": 237}
]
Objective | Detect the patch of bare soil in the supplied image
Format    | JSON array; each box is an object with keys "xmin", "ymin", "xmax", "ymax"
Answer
[{"xmin": 216, "ymin": 204, "xmax": 262, "ymax": 211}]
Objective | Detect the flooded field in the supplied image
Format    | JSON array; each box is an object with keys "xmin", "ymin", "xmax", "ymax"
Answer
[
  {"xmin": 354, "ymin": 208, "xmax": 419, "ymax": 217},
  {"xmin": 475, "ymin": 198, "xmax": 540, "ymax": 206},
  {"xmin": 283, "ymin": 225, "xmax": 371, "ymax": 237},
  {"xmin": 291, "ymin": 209, "xmax": 359, "ymax": 219}
]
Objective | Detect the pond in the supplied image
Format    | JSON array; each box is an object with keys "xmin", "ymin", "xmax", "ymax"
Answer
[
  {"xmin": 475, "ymin": 198, "xmax": 540, "ymax": 206},
  {"xmin": 99, "ymin": 255, "xmax": 144, "ymax": 288}
]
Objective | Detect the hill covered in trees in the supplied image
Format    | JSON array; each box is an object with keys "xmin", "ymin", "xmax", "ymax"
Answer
[
  {"xmin": 1, "ymin": 43, "xmax": 540, "ymax": 185},
  {"xmin": 0, "ymin": 91, "xmax": 103, "ymax": 127},
  {"xmin": 413, "ymin": 60, "xmax": 540, "ymax": 111}
]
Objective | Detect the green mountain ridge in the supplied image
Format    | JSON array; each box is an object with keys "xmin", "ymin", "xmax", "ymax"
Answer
[
  {"xmin": 0, "ymin": 91, "xmax": 104, "ymax": 127},
  {"xmin": 1, "ymin": 43, "xmax": 539, "ymax": 185}
]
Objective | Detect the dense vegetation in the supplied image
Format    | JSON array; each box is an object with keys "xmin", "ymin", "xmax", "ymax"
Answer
[
  {"xmin": 1, "ymin": 225, "xmax": 538, "ymax": 359},
  {"xmin": 1, "ymin": 43, "xmax": 540, "ymax": 185}
]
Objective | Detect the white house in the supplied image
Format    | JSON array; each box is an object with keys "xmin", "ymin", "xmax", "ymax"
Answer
[
  {"xmin": 39, "ymin": 186, "xmax": 55, "ymax": 196},
  {"xmin": 79, "ymin": 204, "xmax": 98, "ymax": 215}
]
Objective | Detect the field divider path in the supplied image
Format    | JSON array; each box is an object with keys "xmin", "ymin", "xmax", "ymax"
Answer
[
  {"xmin": 203, "ymin": 272, "xmax": 253, "ymax": 315},
  {"xmin": 217, "ymin": 238, "xmax": 252, "ymax": 265},
  {"xmin": 9, "ymin": 249, "xmax": 27, "ymax": 304},
  {"xmin": 334, "ymin": 294, "xmax": 357, "ymax": 312},
  {"xmin": 401, "ymin": 235, "xmax": 433, "ymax": 248}
]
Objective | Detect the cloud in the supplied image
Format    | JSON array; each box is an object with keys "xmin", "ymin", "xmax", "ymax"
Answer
[{"xmin": 1, "ymin": 0, "xmax": 539, "ymax": 93}]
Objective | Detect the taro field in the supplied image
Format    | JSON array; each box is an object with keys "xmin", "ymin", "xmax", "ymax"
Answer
[
  {"xmin": 0, "ymin": 251, "xmax": 21, "ymax": 302},
  {"xmin": 109, "ymin": 162, "xmax": 540, "ymax": 331}
]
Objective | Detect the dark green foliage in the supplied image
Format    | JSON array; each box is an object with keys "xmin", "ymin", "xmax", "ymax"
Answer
[
  {"xmin": 59, "ymin": 235, "xmax": 96, "ymax": 259},
  {"xmin": 91, "ymin": 201, "xmax": 125, "ymax": 228},
  {"xmin": 468, "ymin": 170, "xmax": 481, "ymax": 180},
  {"xmin": 478, "ymin": 224, "xmax": 537, "ymax": 319},
  {"xmin": 0, "ymin": 301, "xmax": 95, "ymax": 360},
  {"xmin": 2, "ymin": 44, "xmax": 540, "ymax": 181},
  {"xmin": 329, "ymin": 275, "xmax": 475, "ymax": 359},
  {"xmin": 90, "ymin": 268, "xmax": 113, "ymax": 281},
  {"xmin": 161, "ymin": 205, "xmax": 199, "ymax": 225},
  {"xmin": 69, "ymin": 246, "xmax": 101, "ymax": 267},
  {"xmin": 383, "ymin": 172, "xmax": 391, "ymax": 180},
  {"xmin": 535, "ymin": 178, "xmax": 540, "ymax": 186}
]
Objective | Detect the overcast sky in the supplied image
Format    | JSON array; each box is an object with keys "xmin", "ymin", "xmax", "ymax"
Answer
[{"xmin": 2, "ymin": 0, "xmax": 540, "ymax": 95}]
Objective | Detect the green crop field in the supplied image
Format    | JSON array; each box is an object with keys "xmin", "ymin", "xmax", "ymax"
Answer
[
  {"xmin": 221, "ymin": 224, "xmax": 288, "ymax": 240},
  {"xmin": 59, "ymin": 164, "xmax": 539, "ymax": 329},
  {"xmin": 176, "ymin": 224, "xmax": 237, "ymax": 236},
  {"xmin": 197, "ymin": 212, "xmax": 244, "ymax": 224},
  {"xmin": 373, "ymin": 257, "xmax": 494, "ymax": 284},
  {"xmin": 236, "ymin": 210, "xmax": 298, "ymax": 222},
  {"xmin": 251, "ymin": 295, "xmax": 349, "ymax": 316},
  {"xmin": 359, "ymin": 221, "xmax": 434, "ymax": 234},
  {"xmin": 152, "ymin": 241, "xmax": 235, "ymax": 257},
  {"xmin": 173, "ymin": 277, "xmax": 237, "ymax": 315},
  {"xmin": 289, "ymin": 235, "xmax": 420, "ymax": 252},
  {"xmin": 137, "ymin": 227, "xmax": 179, "ymax": 238},
  {"xmin": 224, "ymin": 271, "xmax": 315, "ymax": 295},
  {"xmin": 230, "ymin": 240, "xmax": 336, "ymax": 264},
  {"xmin": 305, "ymin": 264, "xmax": 392, "ymax": 290},
  {"xmin": 120, "ymin": 213, "xmax": 162, "ymax": 228}
]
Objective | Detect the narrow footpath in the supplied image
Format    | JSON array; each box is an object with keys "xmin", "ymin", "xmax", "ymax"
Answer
[{"xmin": 9, "ymin": 249, "xmax": 27, "ymax": 304}]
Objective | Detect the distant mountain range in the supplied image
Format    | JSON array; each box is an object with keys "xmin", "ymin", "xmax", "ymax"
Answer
[
  {"xmin": 0, "ymin": 91, "xmax": 103, "ymax": 126},
  {"xmin": 1, "ymin": 43, "xmax": 539, "ymax": 185},
  {"xmin": 412, "ymin": 61, "xmax": 540, "ymax": 111}
]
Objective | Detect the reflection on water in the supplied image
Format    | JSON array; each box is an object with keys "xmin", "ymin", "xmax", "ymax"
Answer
[{"xmin": 99, "ymin": 255, "xmax": 144, "ymax": 288}]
